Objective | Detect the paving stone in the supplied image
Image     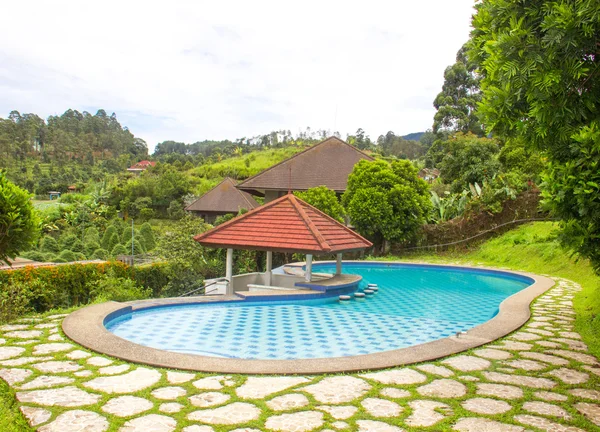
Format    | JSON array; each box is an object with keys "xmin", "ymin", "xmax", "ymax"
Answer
[
  {"xmin": 361, "ymin": 397, "xmax": 402, "ymax": 417},
  {"xmin": 575, "ymin": 402, "xmax": 600, "ymax": 426},
  {"xmin": 5, "ymin": 330, "xmax": 42, "ymax": 339},
  {"xmin": 316, "ymin": 405, "xmax": 358, "ymax": 419},
  {"xmin": 160, "ymin": 402, "xmax": 184, "ymax": 413},
  {"xmin": 356, "ymin": 420, "xmax": 404, "ymax": 432},
  {"xmin": 17, "ymin": 386, "xmax": 101, "ymax": 407},
  {"xmin": 536, "ymin": 341, "xmax": 562, "ymax": 348},
  {"xmin": 190, "ymin": 391, "xmax": 231, "ymax": 407},
  {"xmin": 0, "ymin": 355, "xmax": 52, "ymax": 366},
  {"xmin": 46, "ymin": 314, "xmax": 68, "ymax": 319},
  {"xmin": 520, "ymin": 352, "xmax": 569, "ymax": 365},
  {"xmin": 380, "ymin": 388, "xmax": 411, "ymax": 398},
  {"xmin": 33, "ymin": 343, "xmax": 74, "ymax": 355},
  {"xmin": 460, "ymin": 375, "xmax": 480, "ymax": 382},
  {"xmin": 47, "ymin": 334, "xmax": 64, "ymax": 341},
  {"xmin": 514, "ymin": 414, "xmax": 585, "ymax": 432},
  {"xmin": 551, "ymin": 338, "xmax": 588, "ymax": 351},
  {"xmin": 14, "ymin": 340, "xmax": 35, "ymax": 345},
  {"xmin": 511, "ymin": 332, "xmax": 542, "ymax": 341},
  {"xmin": 267, "ymin": 393, "xmax": 309, "ymax": 411},
  {"xmin": 482, "ymin": 372, "xmax": 556, "ymax": 389},
  {"xmin": 151, "ymin": 386, "xmax": 187, "ymax": 400},
  {"xmin": 534, "ymin": 391, "xmax": 568, "ymax": 402},
  {"xmin": 547, "ymin": 368, "xmax": 589, "ymax": 384},
  {"xmin": 19, "ymin": 375, "xmax": 74, "ymax": 389},
  {"xmin": 34, "ymin": 360, "xmax": 82, "ymax": 373},
  {"xmin": 38, "ymin": 410, "xmax": 108, "ymax": 432},
  {"xmin": 462, "ymin": 397, "xmax": 511, "ymax": 414},
  {"xmin": 493, "ymin": 341, "xmax": 533, "ymax": 351},
  {"xmin": 237, "ymin": 376, "xmax": 309, "ymax": 399},
  {"xmin": 35, "ymin": 323, "xmax": 58, "ymax": 329},
  {"xmin": 188, "ymin": 402, "xmax": 261, "ymax": 424},
  {"xmin": 473, "ymin": 348, "xmax": 513, "ymax": 360},
  {"xmin": 229, "ymin": 429, "xmax": 260, "ymax": 432},
  {"xmin": 332, "ymin": 421, "xmax": 349, "ymax": 429},
  {"xmin": 560, "ymin": 331, "xmax": 582, "ymax": 340},
  {"xmin": 0, "ymin": 324, "xmax": 29, "ymax": 331},
  {"xmin": 0, "ymin": 338, "xmax": 4, "ymax": 344},
  {"xmin": 87, "ymin": 357, "xmax": 113, "ymax": 367},
  {"xmin": 120, "ymin": 414, "xmax": 177, "ymax": 431},
  {"xmin": 0, "ymin": 368, "xmax": 32, "ymax": 385},
  {"xmin": 99, "ymin": 364, "xmax": 130, "ymax": 375},
  {"xmin": 182, "ymin": 425, "xmax": 215, "ymax": 432},
  {"xmin": 405, "ymin": 400, "xmax": 450, "ymax": 427},
  {"xmin": 20, "ymin": 406, "xmax": 51, "ymax": 426},
  {"xmin": 0, "ymin": 346, "xmax": 25, "ymax": 360},
  {"xmin": 454, "ymin": 417, "xmax": 524, "ymax": 432},
  {"xmin": 84, "ymin": 367, "xmax": 162, "ymax": 394},
  {"xmin": 583, "ymin": 365, "xmax": 600, "ymax": 376},
  {"xmin": 166, "ymin": 371, "xmax": 195, "ymax": 384},
  {"xmin": 415, "ymin": 364, "xmax": 454, "ymax": 377},
  {"xmin": 442, "ymin": 355, "xmax": 491, "ymax": 372},
  {"xmin": 505, "ymin": 359, "xmax": 547, "ymax": 371},
  {"xmin": 549, "ymin": 349, "xmax": 598, "ymax": 365},
  {"xmin": 570, "ymin": 388, "xmax": 600, "ymax": 400},
  {"xmin": 102, "ymin": 395, "xmax": 153, "ymax": 417},
  {"xmin": 74, "ymin": 370, "xmax": 93, "ymax": 377},
  {"xmin": 264, "ymin": 410, "xmax": 324, "ymax": 431},
  {"xmin": 302, "ymin": 376, "xmax": 370, "ymax": 403},
  {"xmin": 193, "ymin": 375, "xmax": 229, "ymax": 390},
  {"xmin": 66, "ymin": 350, "xmax": 91, "ymax": 360},
  {"xmin": 417, "ymin": 379, "xmax": 467, "ymax": 398},
  {"xmin": 360, "ymin": 368, "xmax": 426, "ymax": 384},
  {"xmin": 523, "ymin": 401, "xmax": 571, "ymax": 419}
]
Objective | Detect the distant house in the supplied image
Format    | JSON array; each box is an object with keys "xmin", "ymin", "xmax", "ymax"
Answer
[
  {"xmin": 236, "ymin": 136, "xmax": 374, "ymax": 202},
  {"xmin": 127, "ymin": 160, "xmax": 156, "ymax": 174},
  {"xmin": 185, "ymin": 177, "xmax": 260, "ymax": 224},
  {"xmin": 418, "ymin": 168, "xmax": 440, "ymax": 183}
]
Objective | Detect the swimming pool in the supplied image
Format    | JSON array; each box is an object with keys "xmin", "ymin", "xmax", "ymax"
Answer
[{"xmin": 104, "ymin": 263, "xmax": 533, "ymax": 360}]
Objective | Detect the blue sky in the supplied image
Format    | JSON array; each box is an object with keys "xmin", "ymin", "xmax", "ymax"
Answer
[{"xmin": 0, "ymin": 1, "xmax": 476, "ymax": 152}]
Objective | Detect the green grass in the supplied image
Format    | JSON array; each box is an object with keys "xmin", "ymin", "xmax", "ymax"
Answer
[
  {"xmin": 379, "ymin": 221, "xmax": 600, "ymax": 357},
  {"xmin": 0, "ymin": 380, "xmax": 33, "ymax": 432}
]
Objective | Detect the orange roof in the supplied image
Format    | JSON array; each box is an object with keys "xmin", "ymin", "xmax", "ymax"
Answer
[
  {"xmin": 128, "ymin": 160, "xmax": 156, "ymax": 170},
  {"xmin": 194, "ymin": 194, "xmax": 372, "ymax": 254}
]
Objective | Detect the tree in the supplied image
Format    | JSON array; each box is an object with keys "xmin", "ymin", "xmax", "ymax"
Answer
[
  {"xmin": 470, "ymin": 0, "xmax": 600, "ymax": 271},
  {"xmin": 342, "ymin": 160, "xmax": 431, "ymax": 252},
  {"xmin": 433, "ymin": 45, "xmax": 484, "ymax": 136},
  {"xmin": 295, "ymin": 186, "xmax": 345, "ymax": 223},
  {"xmin": 0, "ymin": 171, "xmax": 40, "ymax": 264}
]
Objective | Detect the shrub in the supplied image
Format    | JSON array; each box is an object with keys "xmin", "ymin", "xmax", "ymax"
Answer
[
  {"xmin": 107, "ymin": 233, "xmax": 120, "ymax": 253},
  {"xmin": 84, "ymin": 226, "xmax": 100, "ymax": 242},
  {"xmin": 0, "ymin": 280, "xmax": 34, "ymax": 324},
  {"xmin": 111, "ymin": 244, "xmax": 128, "ymax": 257},
  {"xmin": 90, "ymin": 272, "xmax": 151, "ymax": 303},
  {"xmin": 84, "ymin": 241, "xmax": 101, "ymax": 257},
  {"xmin": 139, "ymin": 223, "xmax": 156, "ymax": 251},
  {"xmin": 58, "ymin": 250, "xmax": 76, "ymax": 262},
  {"xmin": 70, "ymin": 238, "xmax": 85, "ymax": 253},
  {"xmin": 101, "ymin": 226, "xmax": 117, "ymax": 249},
  {"xmin": 167, "ymin": 200, "xmax": 185, "ymax": 220},
  {"xmin": 40, "ymin": 236, "xmax": 59, "ymax": 253},
  {"xmin": 92, "ymin": 248, "xmax": 109, "ymax": 260},
  {"xmin": 43, "ymin": 253, "xmax": 57, "ymax": 262},
  {"xmin": 125, "ymin": 239, "xmax": 145, "ymax": 255},
  {"xmin": 21, "ymin": 251, "xmax": 46, "ymax": 262},
  {"xmin": 121, "ymin": 226, "xmax": 132, "ymax": 243},
  {"xmin": 59, "ymin": 233, "xmax": 79, "ymax": 250}
]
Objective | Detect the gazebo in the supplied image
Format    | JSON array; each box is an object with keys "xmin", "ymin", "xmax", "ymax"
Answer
[{"xmin": 194, "ymin": 193, "xmax": 372, "ymax": 295}]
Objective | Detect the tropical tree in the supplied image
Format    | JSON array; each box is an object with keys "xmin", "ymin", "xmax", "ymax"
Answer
[
  {"xmin": 0, "ymin": 171, "xmax": 40, "ymax": 264},
  {"xmin": 342, "ymin": 160, "xmax": 431, "ymax": 253},
  {"xmin": 470, "ymin": 0, "xmax": 600, "ymax": 271},
  {"xmin": 295, "ymin": 186, "xmax": 345, "ymax": 223}
]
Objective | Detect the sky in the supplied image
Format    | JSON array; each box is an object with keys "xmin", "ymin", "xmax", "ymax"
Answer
[{"xmin": 0, "ymin": 1, "xmax": 476, "ymax": 152}]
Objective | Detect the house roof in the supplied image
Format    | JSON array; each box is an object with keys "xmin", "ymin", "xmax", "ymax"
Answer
[
  {"xmin": 236, "ymin": 136, "xmax": 374, "ymax": 193},
  {"xmin": 185, "ymin": 177, "xmax": 260, "ymax": 214},
  {"xmin": 194, "ymin": 193, "xmax": 372, "ymax": 254},
  {"xmin": 128, "ymin": 160, "xmax": 156, "ymax": 170}
]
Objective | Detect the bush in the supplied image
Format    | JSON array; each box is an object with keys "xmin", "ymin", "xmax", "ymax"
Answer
[
  {"xmin": 59, "ymin": 234, "xmax": 79, "ymax": 250},
  {"xmin": 58, "ymin": 250, "xmax": 76, "ymax": 262},
  {"xmin": 43, "ymin": 253, "xmax": 57, "ymax": 262},
  {"xmin": 70, "ymin": 238, "xmax": 85, "ymax": 253},
  {"xmin": 125, "ymin": 239, "xmax": 145, "ymax": 255},
  {"xmin": 101, "ymin": 226, "xmax": 117, "ymax": 249},
  {"xmin": 21, "ymin": 251, "xmax": 46, "ymax": 262},
  {"xmin": 92, "ymin": 248, "xmax": 109, "ymax": 260},
  {"xmin": 111, "ymin": 244, "xmax": 128, "ymax": 257},
  {"xmin": 40, "ymin": 236, "xmax": 59, "ymax": 253},
  {"xmin": 106, "ymin": 233, "xmax": 120, "ymax": 253},
  {"xmin": 91, "ymin": 272, "xmax": 151, "ymax": 303},
  {"xmin": 167, "ymin": 200, "xmax": 185, "ymax": 220},
  {"xmin": 121, "ymin": 226, "xmax": 132, "ymax": 243},
  {"xmin": 84, "ymin": 241, "xmax": 101, "ymax": 257},
  {"xmin": 139, "ymin": 222, "xmax": 156, "ymax": 251},
  {"xmin": 0, "ymin": 281, "xmax": 34, "ymax": 324}
]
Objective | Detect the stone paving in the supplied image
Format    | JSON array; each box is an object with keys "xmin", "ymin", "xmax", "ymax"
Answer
[{"xmin": 0, "ymin": 277, "xmax": 599, "ymax": 431}]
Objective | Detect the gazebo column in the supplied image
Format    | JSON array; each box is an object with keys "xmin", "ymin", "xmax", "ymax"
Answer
[
  {"xmin": 226, "ymin": 248, "xmax": 234, "ymax": 295},
  {"xmin": 305, "ymin": 254, "xmax": 313, "ymax": 282},
  {"xmin": 336, "ymin": 253, "xmax": 343, "ymax": 275},
  {"xmin": 266, "ymin": 251, "xmax": 273, "ymax": 286}
]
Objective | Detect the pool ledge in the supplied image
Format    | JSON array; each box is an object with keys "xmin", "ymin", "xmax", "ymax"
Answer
[{"xmin": 62, "ymin": 264, "xmax": 555, "ymax": 375}]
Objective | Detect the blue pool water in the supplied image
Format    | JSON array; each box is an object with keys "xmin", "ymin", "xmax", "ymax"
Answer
[{"xmin": 105, "ymin": 263, "xmax": 533, "ymax": 360}]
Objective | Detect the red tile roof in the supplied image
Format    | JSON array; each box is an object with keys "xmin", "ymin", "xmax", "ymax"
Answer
[
  {"xmin": 128, "ymin": 160, "xmax": 156, "ymax": 170},
  {"xmin": 194, "ymin": 194, "xmax": 372, "ymax": 254},
  {"xmin": 236, "ymin": 136, "xmax": 373, "ymax": 193},
  {"xmin": 185, "ymin": 177, "xmax": 259, "ymax": 213}
]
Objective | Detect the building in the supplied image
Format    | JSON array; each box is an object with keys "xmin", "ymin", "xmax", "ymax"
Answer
[
  {"xmin": 236, "ymin": 136, "xmax": 374, "ymax": 202},
  {"xmin": 185, "ymin": 177, "xmax": 260, "ymax": 224},
  {"xmin": 127, "ymin": 160, "xmax": 156, "ymax": 174},
  {"xmin": 418, "ymin": 168, "xmax": 440, "ymax": 183}
]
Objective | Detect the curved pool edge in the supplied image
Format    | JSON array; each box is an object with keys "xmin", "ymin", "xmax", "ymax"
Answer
[{"xmin": 62, "ymin": 263, "xmax": 555, "ymax": 375}]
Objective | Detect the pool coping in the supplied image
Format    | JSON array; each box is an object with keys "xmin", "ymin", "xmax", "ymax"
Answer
[{"xmin": 62, "ymin": 262, "xmax": 555, "ymax": 375}]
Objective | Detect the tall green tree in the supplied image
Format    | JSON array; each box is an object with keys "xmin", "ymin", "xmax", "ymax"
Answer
[
  {"xmin": 342, "ymin": 160, "xmax": 431, "ymax": 253},
  {"xmin": 470, "ymin": 0, "xmax": 600, "ymax": 271},
  {"xmin": 295, "ymin": 186, "xmax": 346, "ymax": 223},
  {"xmin": 0, "ymin": 171, "xmax": 40, "ymax": 264},
  {"xmin": 433, "ymin": 45, "xmax": 484, "ymax": 136}
]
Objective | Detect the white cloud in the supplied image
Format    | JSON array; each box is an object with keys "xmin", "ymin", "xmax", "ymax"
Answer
[{"xmin": 0, "ymin": 0, "xmax": 476, "ymax": 151}]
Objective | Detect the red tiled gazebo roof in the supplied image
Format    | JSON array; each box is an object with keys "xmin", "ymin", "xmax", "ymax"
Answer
[{"xmin": 194, "ymin": 194, "xmax": 372, "ymax": 254}]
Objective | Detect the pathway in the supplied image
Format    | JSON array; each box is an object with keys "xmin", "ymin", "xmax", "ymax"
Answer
[{"xmin": 0, "ymin": 277, "xmax": 599, "ymax": 431}]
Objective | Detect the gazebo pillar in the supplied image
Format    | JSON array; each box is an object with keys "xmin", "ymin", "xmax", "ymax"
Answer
[
  {"xmin": 336, "ymin": 253, "xmax": 343, "ymax": 275},
  {"xmin": 305, "ymin": 254, "xmax": 313, "ymax": 282},
  {"xmin": 266, "ymin": 251, "xmax": 273, "ymax": 285},
  {"xmin": 226, "ymin": 248, "xmax": 234, "ymax": 295}
]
